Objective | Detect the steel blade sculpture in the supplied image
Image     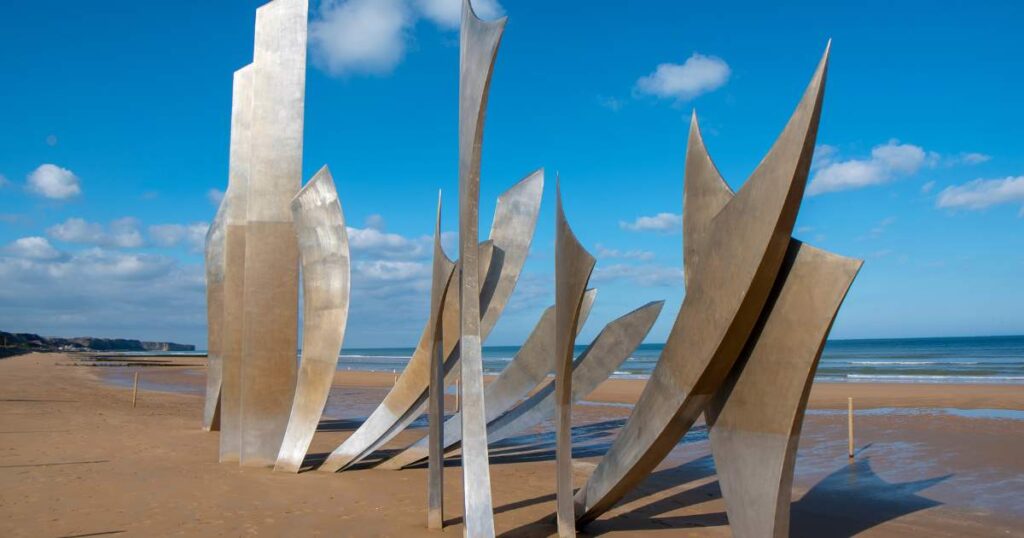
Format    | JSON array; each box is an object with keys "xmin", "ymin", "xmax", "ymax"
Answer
[
  {"xmin": 378, "ymin": 291, "xmax": 597, "ymax": 471},
  {"xmin": 458, "ymin": 0, "xmax": 507, "ymax": 533},
  {"xmin": 574, "ymin": 44, "xmax": 847, "ymax": 527},
  {"xmin": 317, "ymin": 172, "xmax": 542, "ymax": 474},
  {"xmin": 201, "ymin": 1, "xmax": 865, "ymax": 534},
  {"xmin": 426, "ymin": 193, "xmax": 457, "ymax": 529},
  {"xmin": 219, "ymin": 64, "xmax": 253, "ymax": 462},
  {"xmin": 203, "ymin": 202, "xmax": 226, "ymax": 432},
  {"xmin": 554, "ymin": 185, "xmax": 596, "ymax": 537},
  {"xmin": 238, "ymin": 0, "xmax": 308, "ymax": 468},
  {"xmin": 274, "ymin": 167, "xmax": 351, "ymax": 473}
]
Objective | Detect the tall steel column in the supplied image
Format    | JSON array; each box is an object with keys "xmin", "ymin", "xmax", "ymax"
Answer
[{"xmin": 239, "ymin": 0, "xmax": 308, "ymax": 467}]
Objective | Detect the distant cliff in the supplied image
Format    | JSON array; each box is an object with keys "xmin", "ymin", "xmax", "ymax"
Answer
[{"xmin": 0, "ymin": 331, "xmax": 195, "ymax": 353}]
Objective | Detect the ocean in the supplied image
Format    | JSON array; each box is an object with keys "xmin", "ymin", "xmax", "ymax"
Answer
[{"xmin": 335, "ymin": 335, "xmax": 1024, "ymax": 385}]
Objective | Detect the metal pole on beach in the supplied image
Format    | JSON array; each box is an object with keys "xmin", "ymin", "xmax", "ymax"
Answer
[
  {"xmin": 847, "ymin": 397, "xmax": 854, "ymax": 460},
  {"xmin": 132, "ymin": 372, "xmax": 140, "ymax": 409}
]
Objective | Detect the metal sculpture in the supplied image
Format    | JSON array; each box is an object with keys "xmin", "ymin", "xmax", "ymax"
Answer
[
  {"xmin": 427, "ymin": 193, "xmax": 457, "ymax": 530},
  {"xmin": 377, "ymin": 290, "xmax": 596, "ymax": 471},
  {"xmin": 458, "ymin": 1, "xmax": 508, "ymax": 532},
  {"xmin": 203, "ymin": 202, "xmax": 226, "ymax": 432},
  {"xmin": 274, "ymin": 167, "xmax": 351, "ymax": 473},
  {"xmin": 318, "ymin": 172, "xmax": 542, "ymax": 473},
  {"xmin": 482, "ymin": 301, "xmax": 663, "ymax": 451},
  {"xmin": 554, "ymin": 185, "xmax": 595, "ymax": 536},
  {"xmin": 682, "ymin": 114, "xmax": 862, "ymax": 536},
  {"xmin": 219, "ymin": 64, "xmax": 253, "ymax": 462},
  {"xmin": 238, "ymin": 0, "xmax": 308, "ymax": 468},
  {"xmin": 707, "ymin": 242, "xmax": 860, "ymax": 538},
  {"xmin": 574, "ymin": 44, "xmax": 831, "ymax": 526}
]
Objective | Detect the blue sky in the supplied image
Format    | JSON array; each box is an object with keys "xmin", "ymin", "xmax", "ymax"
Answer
[{"xmin": 1, "ymin": 0, "xmax": 1022, "ymax": 348}]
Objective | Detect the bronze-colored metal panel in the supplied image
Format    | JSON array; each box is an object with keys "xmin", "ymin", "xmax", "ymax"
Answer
[
  {"xmin": 707, "ymin": 242, "xmax": 861, "ymax": 538},
  {"xmin": 575, "ymin": 44, "xmax": 831, "ymax": 525}
]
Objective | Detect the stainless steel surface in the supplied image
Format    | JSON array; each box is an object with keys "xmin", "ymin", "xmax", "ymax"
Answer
[
  {"xmin": 273, "ymin": 167, "xmax": 351, "ymax": 473},
  {"xmin": 376, "ymin": 290, "xmax": 596, "ymax": 471},
  {"xmin": 575, "ymin": 44, "xmax": 830, "ymax": 526},
  {"xmin": 554, "ymin": 184, "xmax": 595, "ymax": 537},
  {"xmin": 317, "ymin": 172, "xmax": 542, "ymax": 473},
  {"xmin": 707, "ymin": 241, "xmax": 861, "ymax": 538},
  {"xmin": 482, "ymin": 301, "xmax": 663, "ymax": 451},
  {"xmin": 203, "ymin": 201, "xmax": 226, "ymax": 432},
  {"xmin": 458, "ymin": 0, "xmax": 507, "ymax": 532},
  {"xmin": 219, "ymin": 64, "xmax": 253, "ymax": 462},
  {"xmin": 239, "ymin": 0, "xmax": 308, "ymax": 467},
  {"xmin": 427, "ymin": 192, "xmax": 457, "ymax": 530}
]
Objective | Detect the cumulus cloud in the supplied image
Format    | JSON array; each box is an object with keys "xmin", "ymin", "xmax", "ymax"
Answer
[
  {"xmin": 4, "ymin": 237, "xmax": 63, "ymax": 261},
  {"xmin": 0, "ymin": 174, "xmax": 10, "ymax": 188},
  {"xmin": 592, "ymin": 263, "xmax": 683, "ymax": 287},
  {"xmin": 595, "ymin": 244, "xmax": 654, "ymax": 261},
  {"xmin": 27, "ymin": 164, "xmax": 81, "ymax": 199},
  {"xmin": 149, "ymin": 222, "xmax": 209, "ymax": 253},
  {"xmin": 309, "ymin": 0, "xmax": 505, "ymax": 77},
  {"xmin": 936, "ymin": 176, "xmax": 1024, "ymax": 214},
  {"xmin": 48, "ymin": 217, "xmax": 144, "ymax": 249},
  {"xmin": 346, "ymin": 225, "xmax": 430, "ymax": 259},
  {"xmin": 634, "ymin": 53, "xmax": 730, "ymax": 101},
  {"xmin": 807, "ymin": 140, "xmax": 938, "ymax": 195},
  {"xmin": 207, "ymin": 188, "xmax": 225, "ymax": 205},
  {"xmin": 619, "ymin": 212, "xmax": 682, "ymax": 233},
  {"xmin": 416, "ymin": 0, "xmax": 504, "ymax": 28},
  {"xmin": 947, "ymin": 152, "xmax": 991, "ymax": 166},
  {"xmin": 310, "ymin": 0, "xmax": 413, "ymax": 76}
]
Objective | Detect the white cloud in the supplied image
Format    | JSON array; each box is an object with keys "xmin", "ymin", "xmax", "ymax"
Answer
[
  {"xmin": 619, "ymin": 212, "xmax": 682, "ymax": 233},
  {"xmin": 597, "ymin": 96, "xmax": 624, "ymax": 112},
  {"xmin": 812, "ymin": 144, "xmax": 838, "ymax": 170},
  {"xmin": 947, "ymin": 152, "xmax": 991, "ymax": 166},
  {"xmin": 807, "ymin": 140, "xmax": 937, "ymax": 195},
  {"xmin": 920, "ymin": 181, "xmax": 935, "ymax": 194},
  {"xmin": 4, "ymin": 237, "xmax": 63, "ymax": 261},
  {"xmin": 634, "ymin": 53, "xmax": 730, "ymax": 101},
  {"xmin": 207, "ymin": 188, "xmax": 225, "ymax": 205},
  {"xmin": 592, "ymin": 263, "xmax": 683, "ymax": 287},
  {"xmin": 149, "ymin": 222, "xmax": 209, "ymax": 253},
  {"xmin": 48, "ymin": 217, "xmax": 144, "ymax": 248},
  {"xmin": 595, "ymin": 244, "xmax": 654, "ymax": 261},
  {"xmin": 310, "ymin": 0, "xmax": 413, "ymax": 77},
  {"xmin": 0, "ymin": 174, "xmax": 9, "ymax": 188},
  {"xmin": 347, "ymin": 225, "xmax": 430, "ymax": 259},
  {"xmin": 416, "ymin": 0, "xmax": 504, "ymax": 28},
  {"xmin": 936, "ymin": 176, "xmax": 1024, "ymax": 214},
  {"xmin": 26, "ymin": 164, "xmax": 81, "ymax": 199}
]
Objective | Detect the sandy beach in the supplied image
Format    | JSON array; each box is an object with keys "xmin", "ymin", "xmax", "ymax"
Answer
[{"xmin": 1, "ymin": 352, "xmax": 1022, "ymax": 537}]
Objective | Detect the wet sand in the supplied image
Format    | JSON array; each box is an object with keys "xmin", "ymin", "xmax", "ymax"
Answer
[{"xmin": 1, "ymin": 352, "xmax": 1022, "ymax": 537}]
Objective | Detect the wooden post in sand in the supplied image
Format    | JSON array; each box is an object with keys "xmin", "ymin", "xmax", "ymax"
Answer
[
  {"xmin": 847, "ymin": 397, "xmax": 854, "ymax": 460},
  {"xmin": 132, "ymin": 372, "xmax": 140, "ymax": 408}
]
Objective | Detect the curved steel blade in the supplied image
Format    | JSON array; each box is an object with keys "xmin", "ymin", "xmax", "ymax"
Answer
[
  {"xmin": 554, "ymin": 183, "xmax": 596, "ymax": 536},
  {"xmin": 317, "ymin": 172, "xmax": 541, "ymax": 474},
  {"xmin": 274, "ymin": 167, "xmax": 351, "ymax": 473}
]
